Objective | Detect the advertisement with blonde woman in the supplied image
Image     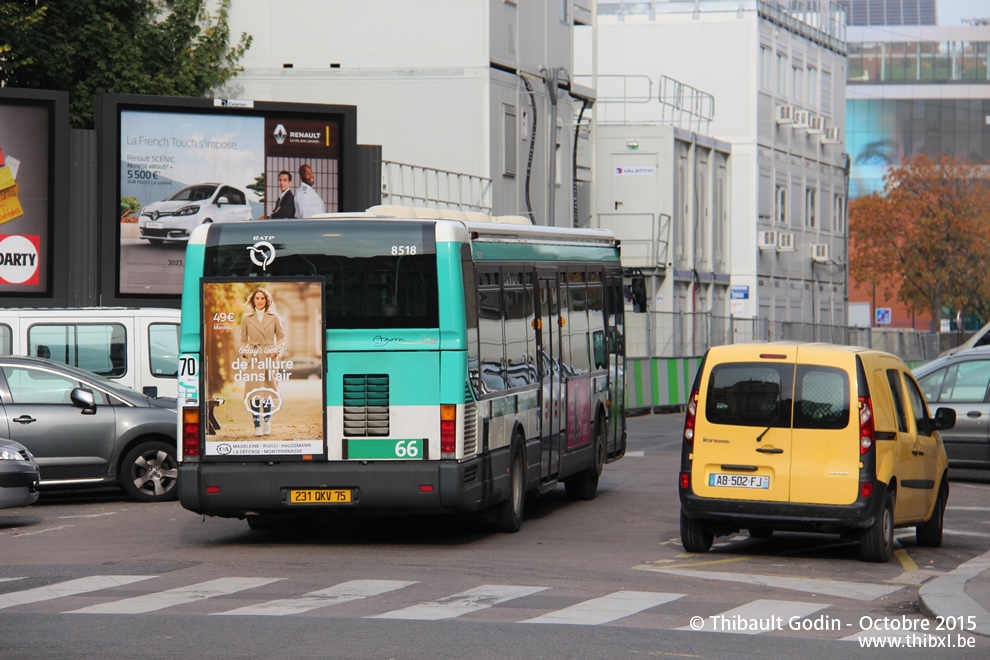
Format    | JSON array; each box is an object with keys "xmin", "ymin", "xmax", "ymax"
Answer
[{"xmin": 201, "ymin": 279, "xmax": 324, "ymax": 457}]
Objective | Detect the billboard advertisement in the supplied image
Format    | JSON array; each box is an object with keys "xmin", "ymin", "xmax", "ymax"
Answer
[
  {"xmin": 118, "ymin": 107, "xmax": 342, "ymax": 296},
  {"xmin": 0, "ymin": 97, "xmax": 59, "ymax": 295},
  {"xmin": 202, "ymin": 278, "xmax": 325, "ymax": 458}
]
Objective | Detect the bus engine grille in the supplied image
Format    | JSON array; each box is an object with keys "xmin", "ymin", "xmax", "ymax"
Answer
[{"xmin": 342, "ymin": 374, "xmax": 390, "ymax": 437}]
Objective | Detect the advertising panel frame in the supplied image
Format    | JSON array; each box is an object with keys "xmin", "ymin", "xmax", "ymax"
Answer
[
  {"xmin": 200, "ymin": 276, "xmax": 326, "ymax": 461},
  {"xmin": 0, "ymin": 88, "xmax": 70, "ymax": 305},
  {"xmin": 96, "ymin": 94, "xmax": 360, "ymax": 306}
]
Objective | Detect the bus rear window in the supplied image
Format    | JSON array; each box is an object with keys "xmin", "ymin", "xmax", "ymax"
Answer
[{"xmin": 204, "ymin": 221, "xmax": 439, "ymax": 329}]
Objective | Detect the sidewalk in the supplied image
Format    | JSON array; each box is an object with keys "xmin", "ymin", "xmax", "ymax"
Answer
[{"xmin": 918, "ymin": 551, "xmax": 990, "ymax": 638}]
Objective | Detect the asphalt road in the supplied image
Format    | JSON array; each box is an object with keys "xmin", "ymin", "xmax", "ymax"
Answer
[{"xmin": 1, "ymin": 413, "xmax": 988, "ymax": 659}]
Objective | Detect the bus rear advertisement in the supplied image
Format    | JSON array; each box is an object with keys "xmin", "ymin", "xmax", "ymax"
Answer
[{"xmin": 176, "ymin": 206, "xmax": 626, "ymax": 531}]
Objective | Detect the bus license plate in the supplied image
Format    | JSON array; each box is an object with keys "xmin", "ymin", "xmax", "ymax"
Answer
[
  {"xmin": 290, "ymin": 489, "xmax": 352, "ymax": 504},
  {"xmin": 709, "ymin": 474, "xmax": 770, "ymax": 489}
]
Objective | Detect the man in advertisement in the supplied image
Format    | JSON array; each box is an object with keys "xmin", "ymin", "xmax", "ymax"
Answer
[
  {"xmin": 294, "ymin": 163, "xmax": 325, "ymax": 218},
  {"xmin": 268, "ymin": 170, "xmax": 296, "ymax": 219}
]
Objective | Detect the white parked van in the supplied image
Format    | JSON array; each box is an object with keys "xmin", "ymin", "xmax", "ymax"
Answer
[{"xmin": 0, "ymin": 308, "xmax": 180, "ymax": 397}]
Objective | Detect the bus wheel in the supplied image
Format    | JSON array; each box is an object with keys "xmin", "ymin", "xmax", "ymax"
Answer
[
  {"xmin": 120, "ymin": 441, "xmax": 178, "ymax": 502},
  {"xmin": 494, "ymin": 448, "xmax": 525, "ymax": 533},
  {"xmin": 565, "ymin": 414, "xmax": 605, "ymax": 501}
]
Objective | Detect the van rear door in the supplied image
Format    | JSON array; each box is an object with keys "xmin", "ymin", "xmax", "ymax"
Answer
[
  {"xmin": 692, "ymin": 346, "xmax": 795, "ymax": 503},
  {"xmin": 788, "ymin": 345, "xmax": 859, "ymax": 505}
]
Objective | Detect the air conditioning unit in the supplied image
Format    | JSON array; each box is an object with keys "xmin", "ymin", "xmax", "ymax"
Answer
[
  {"xmin": 775, "ymin": 105, "xmax": 794, "ymax": 125},
  {"xmin": 812, "ymin": 243, "xmax": 830, "ymax": 262},
  {"xmin": 821, "ymin": 126, "xmax": 841, "ymax": 144},
  {"xmin": 777, "ymin": 232, "xmax": 795, "ymax": 252},
  {"xmin": 792, "ymin": 110, "xmax": 810, "ymax": 129},
  {"xmin": 807, "ymin": 116, "xmax": 825, "ymax": 134},
  {"xmin": 758, "ymin": 230, "xmax": 778, "ymax": 250}
]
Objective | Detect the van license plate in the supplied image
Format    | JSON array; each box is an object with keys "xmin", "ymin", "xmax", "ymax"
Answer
[
  {"xmin": 709, "ymin": 474, "xmax": 770, "ymax": 489},
  {"xmin": 290, "ymin": 489, "xmax": 352, "ymax": 504}
]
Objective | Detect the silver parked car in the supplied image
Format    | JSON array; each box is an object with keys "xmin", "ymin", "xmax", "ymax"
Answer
[
  {"xmin": 914, "ymin": 346, "xmax": 990, "ymax": 469},
  {"xmin": 137, "ymin": 183, "xmax": 254, "ymax": 245},
  {"xmin": 0, "ymin": 356, "xmax": 178, "ymax": 501},
  {"xmin": 0, "ymin": 438, "xmax": 40, "ymax": 509}
]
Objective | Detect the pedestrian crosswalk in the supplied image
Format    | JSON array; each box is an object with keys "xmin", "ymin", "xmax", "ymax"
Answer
[{"xmin": 0, "ymin": 573, "xmax": 955, "ymax": 642}]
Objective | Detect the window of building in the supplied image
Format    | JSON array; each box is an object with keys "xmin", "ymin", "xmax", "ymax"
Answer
[
  {"xmin": 777, "ymin": 53, "xmax": 788, "ymax": 96},
  {"xmin": 775, "ymin": 184, "xmax": 788, "ymax": 224},
  {"xmin": 807, "ymin": 67, "xmax": 817, "ymax": 106},
  {"xmin": 792, "ymin": 66, "xmax": 803, "ymax": 103},
  {"xmin": 760, "ymin": 45, "xmax": 772, "ymax": 90},
  {"xmin": 806, "ymin": 188, "xmax": 817, "ymax": 228},
  {"xmin": 833, "ymin": 194, "xmax": 846, "ymax": 233}
]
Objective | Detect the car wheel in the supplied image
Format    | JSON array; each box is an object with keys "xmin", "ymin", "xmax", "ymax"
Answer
[
  {"xmin": 565, "ymin": 414, "xmax": 606, "ymax": 501},
  {"xmin": 749, "ymin": 527, "xmax": 774, "ymax": 539},
  {"xmin": 861, "ymin": 491, "xmax": 894, "ymax": 562},
  {"xmin": 916, "ymin": 484, "xmax": 947, "ymax": 548},
  {"xmin": 120, "ymin": 441, "xmax": 178, "ymax": 502},
  {"xmin": 494, "ymin": 447, "xmax": 525, "ymax": 533},
  {"xmin": 681, "ymin": 510, "xmax": 714, "ymax": 553}
]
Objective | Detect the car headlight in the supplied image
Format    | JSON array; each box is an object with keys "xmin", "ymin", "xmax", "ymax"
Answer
[
  {"xmin": 175, "ymin": 205, "xmax": 201, "ymax": 216},
  {"xmin": 0, "ymin": 448, "xmax": 29, "ymax": 461}
]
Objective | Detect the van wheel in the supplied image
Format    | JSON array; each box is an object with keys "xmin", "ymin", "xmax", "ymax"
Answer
[
  {"xmin": 120, "ymin": 441, "xmax": 178, "ymax": 502},
  {"xmin": 494, "ymin": 448, "xmax": 525, "ymax": 533},
  {"xmin": 565, "ymin": 414, "xmax": 606, "ymax": 501},
  {"xmin": 861, "ymin": 492, "xmax": 894, "ymax": 562},
  {"xmin": 916, "ymin": 484, "xmax": 946, "ymax": 547},
  {"xmin": 749, "ymin": 527, "xmax": 774, "ymax": 539},
  {"xmin": 680, "ymin": 510, "xmax": 714, "ymax": 553}
]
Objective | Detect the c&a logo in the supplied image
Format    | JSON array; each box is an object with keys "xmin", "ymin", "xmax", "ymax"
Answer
[{"xmin": 0, "ymin": 234, "xmax": 40, "ymax": 285}]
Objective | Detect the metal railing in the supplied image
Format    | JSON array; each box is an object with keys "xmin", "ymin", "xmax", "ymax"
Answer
[{"xmin": 380, "ymin": 161, "xmax": 492, "ymax": 213}]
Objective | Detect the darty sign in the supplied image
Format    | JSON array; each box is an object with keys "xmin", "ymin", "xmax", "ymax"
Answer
[{"xmin": 0, "ymin": 234, "xmax": 40, "ymax": 285}]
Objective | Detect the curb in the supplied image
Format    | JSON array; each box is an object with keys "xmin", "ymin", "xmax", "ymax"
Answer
[{"xmin": 918, "ymin": 552, "xmax": 990, "ymax": 639}]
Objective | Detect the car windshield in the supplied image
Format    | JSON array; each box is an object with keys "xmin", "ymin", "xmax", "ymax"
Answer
[{"xmin": 167, "ymin": 185, "xmax": 217, "ymax": 202}]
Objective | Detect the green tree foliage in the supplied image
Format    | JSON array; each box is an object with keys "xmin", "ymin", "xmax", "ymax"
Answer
[
  {"xmin": 247, "ymin": 173, "xmax": 265, "ymax": 204},
  {"xmin": 849, "ymin": 154, "xmax": 990, "ymax": 328},
  {"xmin": 0, "ymin": 0, "xmax": 252, "ymax": 128},
  {"xmin": 120, "ymin": 195, "xmax": 140, "ymax": 220}
]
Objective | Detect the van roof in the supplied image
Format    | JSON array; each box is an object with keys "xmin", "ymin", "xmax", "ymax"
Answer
[{"xmin": 706, "ymin": 341, "xmax": 899, "ymax": 362}]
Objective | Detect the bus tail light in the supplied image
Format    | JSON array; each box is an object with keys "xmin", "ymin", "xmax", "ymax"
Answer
[
  {"xmin": 683, "ymin": 390, "xmax": 698, "ymax": 447},
  {"xmin": 440, "ymin": 404, "xmax": 456, "ymax": 457},
  {"xmin": 858, "ymin": 396, "xmax": 875, "ymax": 455},
  {"xmin": 183, "ymin": 407, "xmax": 201, "ymax": 460}
]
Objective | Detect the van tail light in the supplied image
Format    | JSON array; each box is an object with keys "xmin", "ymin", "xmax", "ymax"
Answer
[
  {"xmin": 860, "ymin": 482, "xmax": 873, "ymax": 498},
  {"xmin": 679, "ymin": 471, "xmax": 690, "ymax": 490},
  {"xmin": 858, "ymin": 396, "xmax": 875, "ymax": 455},
  {"xmin": 182, "ymin": 407, "xmax": 201, "ymax": 460},
  {"xmin": 440, "ymin": 404, "xmax": 456, "ymax": 457},
  {"xmin": 683, "ymin": 390, "xmax": 699, "ymax": 447}
]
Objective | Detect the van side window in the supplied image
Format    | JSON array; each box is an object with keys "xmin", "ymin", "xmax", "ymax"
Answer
[
  {"xmin": 27, "ymin": 324, "xmax": 127, "ymax": 379},
  {"xmin": 793, "ymin": 365, "xmax": 848, "ymax": 429},
  {"xmin": 706, "ymin": 363, "xmax": 793, "ymax": 428},
  {"xmin": 885, "ymin": 369, "xmax": 908, "ymax": 433},
  {"xmin": 149, "ymin": 323, "xmax": 179, "ymax": 377},
  {"xmin": 904, "ymin": 376, "xmax": 932, "ymax": 436},
  {"xmin": 0, "ymin": 324, "xmax": 11, "ymax": 355}
]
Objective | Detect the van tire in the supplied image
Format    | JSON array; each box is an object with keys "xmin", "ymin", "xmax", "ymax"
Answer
[
  {"xmin": 861, "ymin": 492, "xmax": 894, "ymax": 562},
  {"xmin": 680, "ymin": 510, "xmax": 714, "ymax": 553},
  {"xmin": 565, "ymin": 414, "xmax": 606, "ymax": 501},
  {"xmin": 494, "ymin": 447, "xmax": 525, "ymax": 533},
  {"xmin": 120, "ymin": 440, "xmax": 178, "ymax": 502},
  {"xmin": 916, "ymin": 484, "xmax": 946, "ymax": 547},
  {"xmin": 749, "ymin": 527, "xmax": 774, "ymax": 539}
]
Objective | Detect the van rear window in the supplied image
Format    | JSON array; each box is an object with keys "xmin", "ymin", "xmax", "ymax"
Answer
[
  {"xmin": 705, "ymin": 363, "xmax": 793, "ymax": 427},
  {"xmin": 794, "ymin": 365, "xmax": 849, "ymax": 429}
]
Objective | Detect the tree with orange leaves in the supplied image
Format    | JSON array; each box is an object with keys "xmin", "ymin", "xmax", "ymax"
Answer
[{"xmin": 849, "ymin": 154, "xmax": 990, "ymax": 329}]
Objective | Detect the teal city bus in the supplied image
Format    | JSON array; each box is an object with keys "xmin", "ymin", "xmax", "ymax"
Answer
[{"xmin": 176, "ymin": 206, "xmax": 626, "ymax": 531}]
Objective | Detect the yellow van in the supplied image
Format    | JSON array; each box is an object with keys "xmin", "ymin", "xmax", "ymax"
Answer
[{"xmin": 678, "ymin": 342, "xmax": 956, "ymax": 562}]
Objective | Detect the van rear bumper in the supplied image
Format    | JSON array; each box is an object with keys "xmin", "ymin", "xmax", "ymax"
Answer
[{"xmin": 679, "ymin": 481, "xmax": 888, "ymax": 534}]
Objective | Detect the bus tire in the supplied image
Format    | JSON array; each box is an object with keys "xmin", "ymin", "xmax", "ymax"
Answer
[
  {"xmin": 564, "ymin": 413, "xmax": 606, "ymax": 501},
  {"xmin": 120, "ymin": 440, "xmax": 178, "ymax": 502},
  {"xmin": 494, "ymin": 448, "xmax": 525, "ymax": 533}
]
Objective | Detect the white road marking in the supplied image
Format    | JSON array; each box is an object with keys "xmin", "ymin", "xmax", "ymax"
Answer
[
  {"xmin": 522, "ymin": 591, "xmax": 684, "ymax": 625},
  {"xmin": 12, "ymin": 525, "xmax": 74, "ymax": 536},
  {"xmin": 215, "ymin": 579, "xmax": 417, "ymax": 616},
  {"xmin": 677, "ymin": 599, "xmax": 827, "ymax": 633},
  {"xmin": 369, "ymin": 585, "xmax": 547, "ymax": 620},
  {"xmin": 58, "ymin": 512, "xmax": 118, "ymax": 519},
  {"xmin": 946, "ymin": 506, "xmax": 990, "ymax": 511},
  {"xmin": 624, "ymin": 451, "xmax": 646, "ymax": 457},
  {"xmin": 0, "ymin": 576, "xmax": 155, "ymax": 610},
  {"xmin": 647, "ymin": 569, "xmax": 903, "ymax": 601},
  {"xmin": 943, "ymin": 529, "xmax": 990, "ymax": 538},
  {"xmin": 66, "ymin": 577, "xmax": 281, "ymax": 614}
]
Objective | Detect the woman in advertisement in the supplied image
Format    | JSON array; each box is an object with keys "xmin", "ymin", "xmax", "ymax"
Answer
[{"xmin": 241, "ymin": 287, "xmax": 286, "ymax": 436}]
